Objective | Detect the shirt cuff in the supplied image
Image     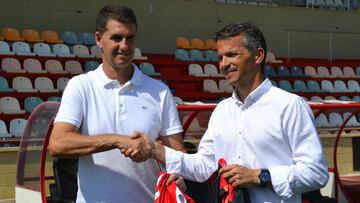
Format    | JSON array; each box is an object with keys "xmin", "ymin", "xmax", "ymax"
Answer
[
  {"xmin": 164, "ymin": 146, "xmax": 183, "ymax": 173},
  {"xmin": 269, "ymin": 166, "xmax": 294, "ymax": 199}
]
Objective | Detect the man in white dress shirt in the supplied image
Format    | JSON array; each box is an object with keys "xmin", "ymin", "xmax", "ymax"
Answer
[
  {"xmin": 129, "ymin": 22, "xmax": 329, "ymax": 202},
  {"xmin": 48, "ymin": 4, "xmax": 184, "ymax": 203}
]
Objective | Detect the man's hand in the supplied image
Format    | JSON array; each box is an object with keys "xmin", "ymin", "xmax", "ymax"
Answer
[
  {"xmin": 219, "ymin": 164, "xmax": 261, "ymax": 188},
  {"xmin": 166, "ymin": 173, "xmax": 186, "ymax": 192},
  {"xmin": 120, "ymin": 131, "xmax": 155, "ymax": 162}
]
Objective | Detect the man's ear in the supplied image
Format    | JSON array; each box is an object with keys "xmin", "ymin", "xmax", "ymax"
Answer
[
  {"xmin": 255, "ymin": 47, "xmax": 265, "ymax": 65},
  {"xmin": 95, "ymin": 31, "xmax": 102, "ymax": 48}
]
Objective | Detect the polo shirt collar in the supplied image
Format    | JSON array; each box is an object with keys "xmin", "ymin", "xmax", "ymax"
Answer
[
  {"xmin": 231, "ymin": 78, "xmax": 272, "ymax": 106},
  {"xmin": 97, "ymin": 63, "xmax": 143, "ymax": 87}
]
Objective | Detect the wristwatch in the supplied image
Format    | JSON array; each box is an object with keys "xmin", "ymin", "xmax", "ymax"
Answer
[{"xmin": 258, "ymin": 168, "xmax": 271, "ymax": 187}]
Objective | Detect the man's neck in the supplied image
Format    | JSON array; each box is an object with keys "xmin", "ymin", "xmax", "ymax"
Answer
[
  {"xmin": 102, "ymin": 63, "xmax": 134, "ymax": 85},
  {"xmin": 236, "ymin": 76, "xmax": 264, "ymax": 102}
]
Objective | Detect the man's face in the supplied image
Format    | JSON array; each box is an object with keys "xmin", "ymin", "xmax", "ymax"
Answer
[
  {"xmin": 96, "ymin": 19, "xmax": 137, "ymax": 70},
  {"xmin": 217, "ymin": 35, "xmax": 259, "ymax": 87}
]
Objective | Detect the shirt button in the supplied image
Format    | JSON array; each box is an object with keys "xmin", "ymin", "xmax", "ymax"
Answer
[
  {"xmin": 238, "ymin": 156, "xmax": 241, "ymax": 159},
  {"xmin": 238, "ymin": 131, "xmax": 242, "ymax": 134}
]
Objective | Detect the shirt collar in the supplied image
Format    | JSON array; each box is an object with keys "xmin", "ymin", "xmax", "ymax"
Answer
[
  {"xmin": 97, "ymin": 63, "xmax": 143, "ymax": 88},
  {"xmin": 231, "ymin": 78, "xmax": 272, "ymax": 106}
]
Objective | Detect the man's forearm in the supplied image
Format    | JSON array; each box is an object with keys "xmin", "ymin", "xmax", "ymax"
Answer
[{"xmin": 152, "ymin": 142, "xmax": 166, "ymax": 164}]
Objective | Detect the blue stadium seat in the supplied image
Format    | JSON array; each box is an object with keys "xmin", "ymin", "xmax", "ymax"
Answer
[
  {"xmin": 263, "ymin": 65, "xmax": 277, "ymax": 77},
  {"xmin": 79, "ymin": 32, "xmax": 96, "ymax": 46},
  {"xmin": 189, "ymin": 49, "xmax": 207, "ymax": 61},
  {"xmin": 279, "ymin": 80, "xmax": 297, "ymax": 92},
  {"xmin": 339, "ymin": 96, "xmax": 352, "ymax": 101},
  {"xmin": 60, "ymin": 31, "xmax": 81, "ymax": 45},
  {"xmin": 24, "ymin": 96, "xmax": 43, "ymax": 113},
  {"xmin": 277, "ymin": 65, "xmax": 291, "ymax": 77},
  {"xmin": 10, "ymin": 118, "xmax": 27, "ymax": 137},
  {"xmin": 48, "ymin": 96, "xmax": 62, "ymax": 102},
  {"xmin": 204, "ymin": 50, "xmax": 218, "ymax": 61},
  {"xmin": 348, "ymin": 80, "xmax": 360, "ymax": 92},
  {"xmin": 315, "ymin": 113, "xmax": 333, "ymax": 128},
  {"xmin": 321, "ymin": 80, "xmax": 339, "ymax": 92},
  {"xmin": 0, "ymin": 40, "xmax": 15, "ymax": 55},
  {"xmin": 0, "ymin": 120, "xmax": 11, "ymax": 138},
  {"xmin": 175, "ymin": 49, "xmax": 191, "ymax": 61},
  {"xmin": 290, "ymin": 66, "xmax": 304, "ymax": 77},
  {"xmin": 139, "ymin": 62, "xmax": 161, "ymax": 76},
  {"xmin": 0, "ymin": 76, "xmax": 14, "ymax": 92},
  {"xmin": 33, "ymin": 42, "xmax": 56, "ymax": 57},
  {"xmin": 294, "ymin": 80, "xmax": 310, "ymax": 92},
  {"xmin": 12, "ymin": 41, "xmax": 35, "ymax": 56},
  {"xmin": 307, "ymin": 80, "xmax": 328, "ymax": 92},
  {"xmin": 334, "ymin": 80, "xmax": 352, "ymax": 92},
  {"xmin": 329, "ymin": 112, "xmax": 344, "ymax": 127},
  {"xmin": 85, "ymin": 61, "xmax": 100, "ymax": 72},
  {"xmin": 53, "ymin": 44, "xmax": 75, "ymax": 57}
]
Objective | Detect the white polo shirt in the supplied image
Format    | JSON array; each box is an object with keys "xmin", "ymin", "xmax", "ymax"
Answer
[{"xmin": 55, "ymin": 64, "xmax": 183, "ymax": 203}]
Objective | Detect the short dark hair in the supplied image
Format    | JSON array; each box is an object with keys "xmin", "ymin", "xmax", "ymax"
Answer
[
  {"xmin": 216, "ymin": 22, "xmax": 267, "ymax": 65},
  {"xmin": 96, "ymin": 4, "xmax": 137, "ymax": 35}
]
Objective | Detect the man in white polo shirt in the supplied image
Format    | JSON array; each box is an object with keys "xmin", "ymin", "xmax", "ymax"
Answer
[{"xmin": 48, "ymin": 4, "xmax": 184, "ymax": 203}]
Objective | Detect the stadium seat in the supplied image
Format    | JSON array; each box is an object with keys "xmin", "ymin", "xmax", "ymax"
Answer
[
  {"xmin": 203, "ymin": 79, "xmax": 224, "ymax": 93},
  {"xmin": 60, "ymin": 31, "xmax": 81, "ymax": 45},
  {"xmin": 34, "ymin": 77, "xmax": 60, "ymax": 93},
  {"xmin": 12, "ymin": 76, "xmax": 38, "ymax": 92},
  {"xmin": 0, "ymin": 40, "xmax": 15, "ymax": 55},
  {"xmin": 304, "ymin": 66, "xmax": 318, "ymax": 77},
  {"xmin": 133, "ymin": 47, "xmax": 148, "ymax": 60},
  {"xmin": 329, "ymin": 112, "xmax": 344, "ymax": 127},
  {"xmin": 290, "ymin": 66, "xmax": 304, "ymax": 77},
  {"xmin": 348, "ymin": 80, "xmax": 360, "ymax": 92},
  {"xmin": 0, "ymin": 97, "xmax": 26, "ymax": 114},
  {"xmin": 2, "ymin": 27, "xmax": 24, "ymax": 41},
  {"xmin": 263, "ymin": 65, "xmax": 277, "ymax": 77},
  {"xmin": 23, "ymin": 28, "xmax": 45, "ymax": 43},
  {"xmin": 317, "ymin": 66, "xmax": 333, "ymax": 78},
  {"xmin": 307, "ymin": 80, "xmax": 327, "ymax": 92},
  {"xmin": 0, "ymin": 76, "xmax": 13, "ymax": 92},
  {"xmin": 265, "ymin": 51, "xmax": 283, "ymax": 63},
  {"xmin": 173, "ymin": 96, "xmax": 183, "ymax": 105},
  {"xmin": 41, "ymin": 30, "xmax": 63, "ymax": 44},
  {"xmin": 294, "ymin": 80, "xmax": 310, "ymax": 92},
  {"xmin": 23, "ymin": 58, "xmax": 47, "ymax": 73},
  {"xmin": 9, "ymin": 118, "xmax": 27, "ymax": 137},
  {"xmin": 204, "ymin": 64, "xmax": 223, "ymax": 77},
  {"xmin": 204, "ymin": 38, "xmax": 217, "ymax": 50},
  {"xmin": 90, "ymin": 45, "xmax": 102, "ymax": 58},
  {"xmin": 12, "ymin": 41, "xmax": 35, "ymax": 56},
  {"xmin": 189, "ymin": 64, "xmax": 210, "ymax": 77},
  {"xmin": 315, "ymin": 113, "xmax": 332, "ymax": 128},
  {"xmin": 0, "ymin": 120, "xmax": 11, "ymax": 138},
  {"xmin": 47, "ymin": 96, "xmax": 62, "ymax": 102},
  {"xmin": 139, "ymin": 62, "xmax": 160, "ymax": 76},
  {"xmin": 175, "ymin": 49, "xmax": 191, "ymax": 61},
  {"xmin": 279, "ymin": 80, "xmax": 297, "ymax": 92},
  {"xmin": 79, "ymin": 32, "xmax": 95, "ymax": 46},
  {"xmin": 270, "ymin": 80, "xmax": 277, "ymax": 87},
  {"xmin": 330, "ymin": 66, "xmax": 344, "ymax": 77},
  {"xmin": 343, "ymin": 66, "xmax": 356, "ymax": 78},
  {"xmin": 204, "ymin": 50, "xmax": 219, "ymax": 61},
  {"xmin": 176, "ymin": 37, "xmax": 194, "ymax": 49},
  {"xmin": 321, "ymin": 80, "xmax": 339, "ymax": 92},
  {"xmin": 343, "ymin": 112, "xmax": 360, "ymax": 127},
  {"xmin": 277, "ymin": 66, "xmax": 291, "ymax": 77},
  {"xmin": 73, "ymin": 44, "xmax": 93, "ymax": 58},
  {"xmin": 64, "ymin": 60, "xmax": 83, "ymax": 74},
  {"xmin": 84, "ymin": 61, "xmax": 100, "ymax": 72},
  {"xmin": 219, "ymin": 79, "xmax": 233, "ymax": 93},
  {"xmin": 53, "ymin": 44, "xmax": 75, "ymax": 57},
  {"xmin": 339, "ymin": 96, "xmax": 352, "ymax": 101},
  {"xmin": 190, "ymin": 49, "xmax": 207, "ymax": 61},
  {"xmin": 334, "ymin": 80, "xmax": 352, "ymax": 92},
  {"xmin": 45, "ymin": 59, "xmax": 68, "ymax": 74},
  {"xmin": 24, "ymin": 96, "xmax": 43, "ymax": 113},
  {"xmin": 310, "ymin": 96, "xmax": 323, "ymax": 101},
  {"xmin": 190, "ymin": 38, "xmax": 208, "ymax": 50},
  {"xmin": 353, "ymin": 96, "xmax": 360, "ymax": 102},
  {"xmin": 1, "ymin": 58, "xmax": 25, "ymax": 73},
  {"xmin": 33, "ymin": 42, "xmax": 56, "ymax": 57},
  {"xmin": 57, "ymin": 77, "xmax": 70, "ymax": 91},
  {"xmin": 324, "ymin": 96, "xmax": 337, "ymax": 100}
]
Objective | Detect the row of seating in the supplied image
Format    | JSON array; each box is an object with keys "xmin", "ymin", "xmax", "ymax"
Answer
[
  {"xmin": 309, "ymin": 0, "xmax": 360, "ymax": 10},
  {"xmin": 1, "ymin": 27, "xmax": 95, "ymax": 45},
  {"xmin": 0, "ymin": 76, "xmax": 69, "ymax": 93},
  {"xmin": 0, "ymin": 41, "xmax": 101, "ymax": 58},
  {"xmin": 189, "ymin": 63, "xmax": 223, "ymax": 77},
  {"xmin": 175, "ymin": 49, "xmax": 218, "ymax": 61},
  {"xmin": 316, "ymin": 112, "xmax": 360, "ymax": 128},
  {"xmin": 203, "ymin": 79, "xmax": 233, "ymax": 93},
  {"xmin": 308, "ymin": 95, "xmax": 360, "ymax": 102},
  {"xmin": 1, "ymin": 57, "xmax": 100, "ymax": 74},
  {"xmin": 274, "ymin": 79, "xmax": 360, "ymax": 93},
  {"xmin": 0, "ymin": 118, "xmax": 26, "ymax": 138},
  {"xmin": 264, "ymin": 65, "xmax": 360, "ymax": 78},
  {"xmin": 176, "ymin": 37, "xmax": 217, "ymax": 50}
]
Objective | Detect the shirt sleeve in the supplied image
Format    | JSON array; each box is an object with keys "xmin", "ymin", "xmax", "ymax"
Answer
[
  {"xmin": 165, "ymin": 110, "xmax": 218, "ymax": 182},
  {"xmin": 160, "ymin": 88, "xmax": 183, "ymax": 136},
  {"xmin": 54, "ymin": 76, "xmax": 84, "ymax": 128},
  {"xmin": 269, "ymin": 98, "xmax": 329, "ymax": 198}
]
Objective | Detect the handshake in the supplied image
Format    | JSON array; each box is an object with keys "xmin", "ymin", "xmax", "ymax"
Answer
[{"xmin": 118, "ymin": 131, "xmax": 158, "ymax": 163}]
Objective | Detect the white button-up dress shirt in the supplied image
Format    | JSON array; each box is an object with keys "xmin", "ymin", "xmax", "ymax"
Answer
[{"xmin": 166, "ymin": 78, "xmax": 329, "ymax": 203}]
